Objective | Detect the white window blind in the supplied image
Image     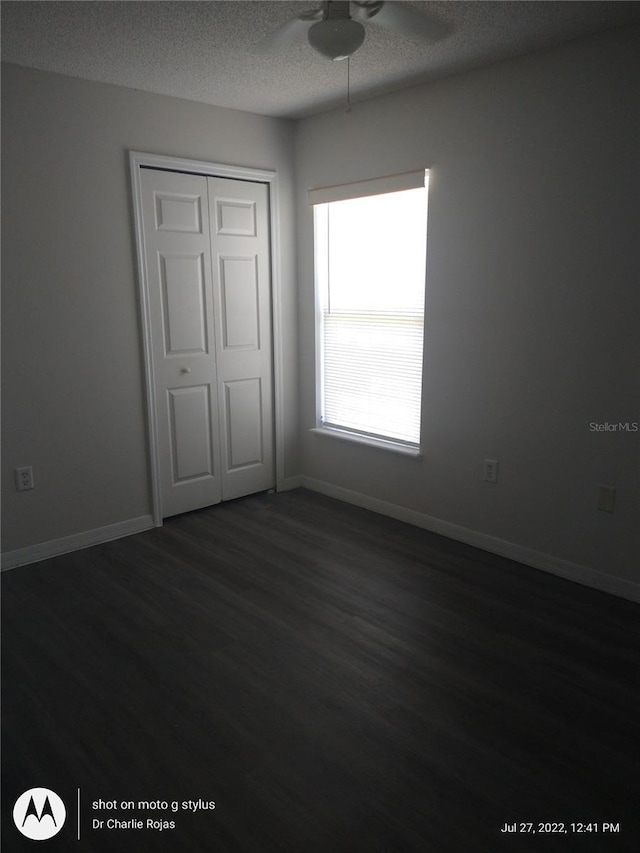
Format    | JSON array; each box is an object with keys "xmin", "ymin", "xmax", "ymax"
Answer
[
  {"xmin": 308, "ymin": 169, "xmax": 427, "ymax": 205},
  {"xmin": 312, "ymin": 171, "xmax": 429, "ymax": 447}
]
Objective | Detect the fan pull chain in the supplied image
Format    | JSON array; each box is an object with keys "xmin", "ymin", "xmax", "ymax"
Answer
[{"xmin": 346, "ymin": 57, "xmax": 352, "ymax": 113}]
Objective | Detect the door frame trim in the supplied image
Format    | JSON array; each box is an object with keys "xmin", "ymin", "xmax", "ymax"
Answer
[{"xmin": 129, "ymin": 150, "xmax": 285, "ymax": 526}]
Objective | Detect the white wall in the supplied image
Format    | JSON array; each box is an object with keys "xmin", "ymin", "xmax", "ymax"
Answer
[
  {"xmin": 1, "ymin": 64, "xmax": 298, "ymax": 555},
  {"xmin": 294, "ymin": 27, "xmax": 640, "ymax": 587}
]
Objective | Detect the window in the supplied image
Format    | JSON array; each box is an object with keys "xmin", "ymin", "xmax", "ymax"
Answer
[{"xmin": 311, "ymin": 170, "xmax": 429, "ymax": 452}]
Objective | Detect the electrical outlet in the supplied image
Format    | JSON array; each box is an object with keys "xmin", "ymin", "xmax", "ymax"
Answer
[
  {"xmin": 597, "ymin": 485, "xmax": 615, "ymax": 512},
  {"xmin": 483, "ymin": 459, "xmax": 498, "ymax": 483},
  {"xmin": 15, "ymin": 466, "xmax": 34, "ymax": 491}
]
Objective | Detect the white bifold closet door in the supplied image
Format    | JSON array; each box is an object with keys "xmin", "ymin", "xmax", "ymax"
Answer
[{"xmin": 140, "ymin": 168, "xmax": 274, "ymax": 517}]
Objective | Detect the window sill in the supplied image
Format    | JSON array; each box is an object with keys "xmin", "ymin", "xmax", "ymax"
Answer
[{"xmin": 310, "ymin": 427, "xmax": 423, "ymax": 458}]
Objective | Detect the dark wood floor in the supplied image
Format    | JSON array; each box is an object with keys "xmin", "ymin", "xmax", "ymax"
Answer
[{"xmin": 2, "ymin": 489, "xmax": 639, "ymax": 852}]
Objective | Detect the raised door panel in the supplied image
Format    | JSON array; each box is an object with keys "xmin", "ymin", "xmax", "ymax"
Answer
[
  {"xmin": 160, "ymin": 253, "xmax": 209, "ymax": 355},
  {"xmin": 224, "ymin": 379, "xmax": 264, "ymax": 469},
  {"xmin": 155, "ymin": 192, "xmax": 203, "ymax": 233},
  {"xmin": 219, "ymin": 256, "xmax": 260, "ymax": 350},
  {"xmin": 215, "ymin": 198, "xmax": 256, "ymax": 236},
  {"xmin": 168, "ymin": 386, "xmax": 215, "ymax": 481}
]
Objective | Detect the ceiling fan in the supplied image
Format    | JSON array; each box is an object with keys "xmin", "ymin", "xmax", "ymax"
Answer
[{"xmin": 259, "ymin": 1, "xmax": 451, "ymax": 61}]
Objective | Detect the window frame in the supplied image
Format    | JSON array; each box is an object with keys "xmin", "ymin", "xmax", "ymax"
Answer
[{"xmin": 310, "ymin": 170, "xmax": 429, "ymax": 457}]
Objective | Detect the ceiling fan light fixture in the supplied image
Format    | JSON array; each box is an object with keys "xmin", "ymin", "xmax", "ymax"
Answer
[{"xmin": 308, "ymin": 18, "xmax": 365, "ymax": 61}]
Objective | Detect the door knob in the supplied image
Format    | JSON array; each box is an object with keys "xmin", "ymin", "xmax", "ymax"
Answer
[{"xmin": 180, "ymin": 367, "xmax": 191, "ymax": 374}]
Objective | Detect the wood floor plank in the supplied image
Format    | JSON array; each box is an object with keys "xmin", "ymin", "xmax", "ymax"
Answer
[{"xmin": 2, "ymin": 489, "xmax": 639, "ymax": 852}]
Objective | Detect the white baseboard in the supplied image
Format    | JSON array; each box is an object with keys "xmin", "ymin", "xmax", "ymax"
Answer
[
  {"xmin": 277, "ymin": 475, "xmax": 302, "ymax": 492},
  {"xmin": 1, "ymin": 515, "xmax": 156, "ymax": 571},
  {"xmin": 300, "ymin": 477, "xmax": 640, "ymax": 604},
  {"xmin": 0, "ymin": 482, "xmax": 302, "ymax": 571},
  {"xmin": 4, "ymin": 485, "xmax": 638, "ymax": 605}
]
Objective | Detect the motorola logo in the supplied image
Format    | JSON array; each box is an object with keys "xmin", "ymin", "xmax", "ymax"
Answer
[{"xmin": 13, "ymin": 788, "xmax": 66, "ymax": 840}]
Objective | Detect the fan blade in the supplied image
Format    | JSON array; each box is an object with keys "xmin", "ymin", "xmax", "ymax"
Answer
[
  {"xmin": 255, "ymin": 9, "xmax": 323, "ymax": 54},
  {"xmin": 352, "ymin": 1, "xmax": 451, "ymax": 44}
]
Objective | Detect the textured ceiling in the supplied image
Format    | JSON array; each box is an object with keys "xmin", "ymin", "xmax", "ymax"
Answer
[{"xmin": 2, "ymin": 1, "xmax": 640, "ymax": 119}]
